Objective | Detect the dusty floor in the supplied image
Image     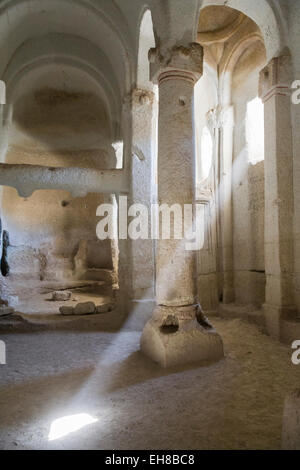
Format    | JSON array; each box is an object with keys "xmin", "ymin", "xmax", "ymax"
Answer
[
  {"xmin": 1, "ymin": 278, "xmax": 115, "ymax": 324},
  {"xmin": 0, "ymin": 315, "xmax": 299, "ymax": 450}
]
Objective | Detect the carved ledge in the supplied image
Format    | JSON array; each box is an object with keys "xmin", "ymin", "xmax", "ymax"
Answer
[
  {"xmin": 0, "ymin": 163, "xmax": 128, "ymax": 198},
  {"xmin": 149, "ymin": 43, "xmax": 203, "ymax": 84}
]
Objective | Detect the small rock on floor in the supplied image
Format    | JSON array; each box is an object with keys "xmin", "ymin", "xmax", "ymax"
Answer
[
  {"xmin": 59, "ymin": 306, "xmax": 74, "ymax": 316},
  {"xmin": 52, "ymin": 291, "xmax": 72, "ymax": 301},
  {"xmin": 73, "ymin": 302, "xmax": 96, "ymax": 315},
  {"xmin": 59, "ymin": 302, "xmax": 114, "ymax": 316},
  {"xmin": 96, "ymin": 302, "xmax": 116, "ymax": 314}
]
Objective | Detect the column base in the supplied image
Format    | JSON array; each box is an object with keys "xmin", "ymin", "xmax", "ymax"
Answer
[
  {"xmin": 140, "ymin": 304, "xmax": 224, "ymax": 368},
  {"xmin": 222, "ymin": 287, "xmax": 235, "ymax": 304},
  {"xmin": 263, "ymin": 303, "xmax": 297, "ymax": 340},
  {"xmin": 282, "ymin": 389, "xmax": 300, "ymax": 449}
]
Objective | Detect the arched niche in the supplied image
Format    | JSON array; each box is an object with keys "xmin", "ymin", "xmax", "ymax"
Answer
[
  {"xmin": 198, "ymin": 0, "xmax": 284, "ymax": 61},
  {"xmin": 137, "ymin": 9, "xmax": 156, "ymax": 92}
]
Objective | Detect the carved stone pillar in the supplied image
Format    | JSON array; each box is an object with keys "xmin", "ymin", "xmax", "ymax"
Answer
[
  {"xmin": 207, "ymin": 105, "xmax": 235, "ymax": 304},
  {"xmin": 219, "ymin": 106, "xmax": 235, "ymax": 303},
  {"xmin": 131, "ymin": 88, "xmax": 156, "ymax": 302},
  {"xmin": 196, "ymin": 189, "xmax": 219, "ymax": 313},
  {"xmin": 140, "ymin": 44, "xmax": 223, "ymax": 367},
  {"xmin": 259, "ymin": 54, "xmax": 296, "ymax": 339}
]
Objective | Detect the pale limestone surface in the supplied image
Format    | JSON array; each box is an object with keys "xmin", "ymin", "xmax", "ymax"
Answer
[
  {"xmin": 0, "ymin": 2, "xmax": 299, "ymax": 451},
  {"xmin": 0, "ymin": 0, "xmax": 298, "ymax": 372}
]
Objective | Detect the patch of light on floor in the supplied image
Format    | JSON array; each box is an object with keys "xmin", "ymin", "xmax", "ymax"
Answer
[{"xmin": 48, "ymin": 413, "xmax": 98, "ymax": 441}]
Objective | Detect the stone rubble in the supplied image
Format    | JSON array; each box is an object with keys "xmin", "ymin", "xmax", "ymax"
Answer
[{"xmin": 59, "ymin": 301, "xmax": 115, "ymax": 316}]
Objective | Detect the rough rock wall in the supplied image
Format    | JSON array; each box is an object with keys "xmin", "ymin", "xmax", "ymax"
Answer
[{"xmin": 1, "ymin": 87, "xmax": 115, "ymax": 282}]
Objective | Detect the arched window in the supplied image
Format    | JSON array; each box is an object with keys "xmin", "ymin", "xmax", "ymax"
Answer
[
  {"xmin": 137, "ymin": 10, "xmax": 155, "ymax": 92},
  {"xmin": 199, "ymin": 126, "xmax": 213, "ymax": 181},
  {"xmin": 0, "ymin": 80, "xmax": 5, "ymax": 105},
  {"xmin": 246, "ymin": 97, "xmax": 264, "ymax": 164}
]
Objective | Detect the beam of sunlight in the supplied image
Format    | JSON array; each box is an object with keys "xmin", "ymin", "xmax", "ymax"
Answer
[{"xmin": 48, "ymin": 413, "xmax": 98, "ymax": 441}]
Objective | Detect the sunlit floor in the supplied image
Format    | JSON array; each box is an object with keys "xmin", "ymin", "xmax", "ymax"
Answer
[{"xmin": 0, "ymin": 316, "xmax": 299, "ymax": 450}]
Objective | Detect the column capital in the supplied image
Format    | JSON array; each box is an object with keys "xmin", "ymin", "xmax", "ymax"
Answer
[
  {"xmin": 123, "ymin": 88, "xmax": 156, "ymax": 109},
  {"xmin": 131, "ymin": 88, "xmax": 156, "ymax": 106},
  {"xmin": 149, "ymin": 43, "xmax": 203, "ymax": 85},
  {"xmin": 259, "ymin": 54, "xmax": 292, "ymax": 103}
]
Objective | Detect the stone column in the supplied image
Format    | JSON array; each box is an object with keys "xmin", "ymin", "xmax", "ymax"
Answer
[
  {"xmin": 259, "ymin": 54, "xmax": 296, "ymax": 339},
  {"xmin": 282, "ymin": 389, "xmax": 300, "ymax": 450},
  {"xmin": 140, "ymin": 44, "xmax": 223, "ymax": 367},
  {"xmin": 206, "ymin": 105, "xmax": 235, "ymax": 304},
  {"xmin": 195, "ymin": 191, "xmax": 219, "ymax": 313},
  {"xmin": 219, "ymin": 106, "xmax": 235, "ymax": 303},
  {"xmin": 131, "ymin": 89, "xmax": 156, "ymax": 302}
]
